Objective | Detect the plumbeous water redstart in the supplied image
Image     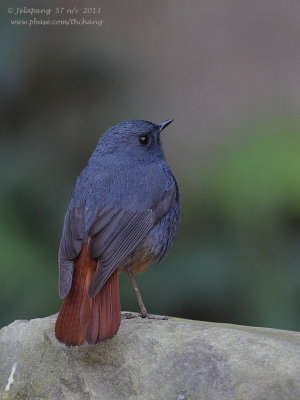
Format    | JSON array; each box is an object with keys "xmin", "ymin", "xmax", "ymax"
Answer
[{"xmin": 55, "ymin": 119, "xmax": 180, "ymax": 346}]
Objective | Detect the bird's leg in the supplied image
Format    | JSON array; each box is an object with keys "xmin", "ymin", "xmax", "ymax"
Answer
[
  {"xmin": 125, "ymin": 268, "xmax": 169, "ymax": 321},
  {"xmin": 126, "ymin": 269, "xmax": 148, "ymax": 317}
]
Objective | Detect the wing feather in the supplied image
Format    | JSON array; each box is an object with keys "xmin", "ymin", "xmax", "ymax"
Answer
[
  {"xmin": 58, "ymin": 187, "xmax": 176, "ymax": 298},
  {"xmin": 58, "ymin": 206, "xmax": 84, "ymax": 298},
  {"xmin": 88, "ymin": 188, "xmax": 176, "ymax": 296}
]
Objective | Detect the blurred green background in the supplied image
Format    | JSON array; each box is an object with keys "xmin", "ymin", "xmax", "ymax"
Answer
[{"xmin": 1, "ymin": 0, "xmax": 300, "ymax": 331}]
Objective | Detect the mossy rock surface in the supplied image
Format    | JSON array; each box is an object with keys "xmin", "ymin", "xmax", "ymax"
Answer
[{"xmin": 0, "ymin": 314, "xmax": 300, "ymax": 400}]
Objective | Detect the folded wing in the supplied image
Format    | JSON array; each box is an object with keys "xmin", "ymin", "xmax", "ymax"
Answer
[{"xmin": 58, "ymin": 187, "xmax": 176, "ymax": 298}]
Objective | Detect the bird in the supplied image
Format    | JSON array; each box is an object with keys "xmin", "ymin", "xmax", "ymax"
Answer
[{"xmin": 55, "ymin": 119, "xmax": 180, "ymax": 346}]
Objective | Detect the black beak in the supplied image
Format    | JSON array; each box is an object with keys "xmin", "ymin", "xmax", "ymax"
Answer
[{"xmin": 158, "ymin": 119, "xmax": 174, "ymax": 133}]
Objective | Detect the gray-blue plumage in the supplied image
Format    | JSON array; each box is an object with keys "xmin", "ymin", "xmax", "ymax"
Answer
[{"xmin": 59, "ymin": 119, "xmax": 180, "ymax": 299}]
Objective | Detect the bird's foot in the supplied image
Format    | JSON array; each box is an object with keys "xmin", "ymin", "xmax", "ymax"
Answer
[
  {"xmin": 121, "ymin": 312, "xmax": 169, "ymax": 320},
  {"xmin": 139, "ymin": 313, "xmax": 169, "ymax": 320}
]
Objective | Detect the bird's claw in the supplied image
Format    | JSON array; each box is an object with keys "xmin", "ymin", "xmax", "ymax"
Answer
[
  {"xmin": 122, "ymin": 312, "xmax": 169, "ymax": 320},
  {"xmin": 139, "ymin": 313, "xmax": 169, "ymax": 320}
]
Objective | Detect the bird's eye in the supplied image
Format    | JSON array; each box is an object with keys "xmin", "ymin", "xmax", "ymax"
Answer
[{"xmin": 139, "ymin": 134, "xmax": 150, "ymax": 146}]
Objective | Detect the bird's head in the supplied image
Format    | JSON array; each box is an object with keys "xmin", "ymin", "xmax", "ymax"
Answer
[{"xmin": 91, "ymin": 119, "xmax": 173, "ymax": 163}]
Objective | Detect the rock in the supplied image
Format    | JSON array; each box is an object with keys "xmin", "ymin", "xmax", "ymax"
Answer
[{"xmin": 0, "ymin": 315, "xmax": 299, "ymax": 400}]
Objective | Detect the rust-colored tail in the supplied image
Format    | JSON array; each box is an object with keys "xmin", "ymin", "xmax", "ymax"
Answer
[{"xmin": 55, "ymin": 244, "xmax": 121, "ymax": 346}]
